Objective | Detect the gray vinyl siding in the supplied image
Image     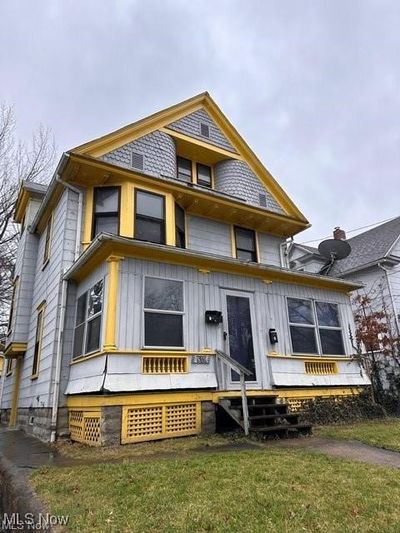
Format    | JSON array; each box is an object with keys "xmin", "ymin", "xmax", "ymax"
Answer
[
  {"xmin": 389, "ymin": 264, "xmax": 400, "ymax": 316},
  {"xmin": 187, "ymin": 215, "xmax": 232, "ymax": 257},
  {"xmin": 258, "ymin": 233, "xmax": 283, "ymax": 267},
  {"xmin": 12, "ymin": 188, "xmax": 79, "ymax": 410},
  {"xmin": 117, "ymin": 259, "xmax": 356, "ymax": 358}
]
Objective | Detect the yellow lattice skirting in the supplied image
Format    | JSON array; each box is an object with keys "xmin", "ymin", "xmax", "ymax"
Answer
[
  {"xmin": 69, "ymin": 409, "xmax": 101, "ymax": 445},
  {"xmin": 122, "ymin": 402, "xmax": 201, "ymax": 444}
]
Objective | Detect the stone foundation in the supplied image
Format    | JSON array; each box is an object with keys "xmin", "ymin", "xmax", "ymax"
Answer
[{"xmin": 201, "ymin": 401, "xmax": 216, "ymax": 435}]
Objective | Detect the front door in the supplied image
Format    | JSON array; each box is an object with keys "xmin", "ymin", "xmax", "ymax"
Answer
[{"xmin": 223, "ymin": 291, "xmax": 257, "ymax": 383}]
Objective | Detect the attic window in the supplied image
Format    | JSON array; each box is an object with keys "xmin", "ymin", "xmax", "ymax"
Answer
[
  {"xmin": 259, "ymin": 193, "xmax": 267, "ymax": 208},
  {"xmin": 200, "ymin": 123, "xmax": 210, "ymax": 138},
  {"xmin": 131, "ymin": 152, "xmax": 144, "ymax": 171}
]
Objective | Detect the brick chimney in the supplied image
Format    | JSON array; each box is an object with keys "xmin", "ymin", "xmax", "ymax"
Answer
[{"xmin": 333, "ymin": 227, "xmax": 346, "ymax": 240}]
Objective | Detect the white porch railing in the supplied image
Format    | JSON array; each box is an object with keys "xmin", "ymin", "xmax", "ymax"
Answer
[{"xmin": 215, "ymin": 350, "xmax": 253, "ymax": 435}]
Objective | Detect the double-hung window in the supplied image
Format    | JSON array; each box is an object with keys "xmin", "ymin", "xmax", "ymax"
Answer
[
  {"xmin": 92, "ymin": 187, "xmax": 120, "ymax": 238},
  {"xmin": 32, "ymin": 304, "xmax": 45, "ymax": 378},
  {"xmin": 175, "ymin": 204, "xmax": 186, "ymax": 248},
  {"xmin": 135, "ymin": 190, "xmax": 165, "ymax": 244},
  {"xmin": 73, "ymin": 280, "xmax": 103, "ymax": 358},
  {"xmin": 234, "ymin": 226, "xmax": 257, "ymax": 262},
  {"xmin": 287, "ymin": 298, "xmax": 345, "ymax": 356},
  {"xmin": 196, "ymin": 163, "xmax": 212, "ymax": 187},
  {"xmin": 177, "ymin": 157, "xmax": 192, "ymax": 183},
  {"xmin": 143, "ymin": 277, "xmax": 184, "ymax": 348},
  {"xmin": 5, "ymin": 358, "xmax": 13, "ymax": 377}
]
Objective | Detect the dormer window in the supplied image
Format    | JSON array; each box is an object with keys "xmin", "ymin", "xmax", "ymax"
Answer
[
  {"xmin": 92, "ymin": 187, "xmax": 120, "ymax": 238},
  {"xmin": 177, "ymin": 157, "xmax": 192, "ymax": 183},
  {"xmin": 196, "ymin": 163, "xmax": 212, "ymax": 188}
]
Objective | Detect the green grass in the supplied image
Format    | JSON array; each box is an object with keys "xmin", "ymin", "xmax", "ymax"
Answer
[
  {"xmin": 316, "ymin": 418, "xmax": 400, "ymax": 451},
  {"xmin": 31, "ymin": 447, "xmax": 400, "ymax": 533}
]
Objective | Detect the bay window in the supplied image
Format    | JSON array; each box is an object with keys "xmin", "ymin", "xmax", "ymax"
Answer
[{"xmin": 177, "ymin": 157, "xmax": 192, "ymax": 183}]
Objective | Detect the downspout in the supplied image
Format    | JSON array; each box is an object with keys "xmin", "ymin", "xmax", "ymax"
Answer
[
  {"xmin": 280, "ymin": 238, "xmax": 293, "ymax": 269},
  {"xmin": 378, "ymin": 262, "xmax": 400, "ymax": 337},
  {"xmin": 50, "ymin": 176, "xmax": 83, "ymax": 443}
]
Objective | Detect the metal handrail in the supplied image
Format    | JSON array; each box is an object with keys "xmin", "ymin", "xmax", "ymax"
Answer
[{"xmin": 215, "ymin": 350, "xmax": 251, "ymax": 435}]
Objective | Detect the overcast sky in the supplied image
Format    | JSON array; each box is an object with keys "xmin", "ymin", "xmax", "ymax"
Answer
[{"xmin": 1, "ymin": 0, "xmax": 399, "ymax": 243}]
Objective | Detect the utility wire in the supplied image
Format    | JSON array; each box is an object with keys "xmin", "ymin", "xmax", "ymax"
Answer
[{"xmin": 299, "ymin": 216, "xmax": 399, "ymax": 245}]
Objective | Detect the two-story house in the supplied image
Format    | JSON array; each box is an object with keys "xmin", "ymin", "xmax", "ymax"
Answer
[{"xmin": 0, "ymin": 93, "xmax": 370, "ymax": 445}]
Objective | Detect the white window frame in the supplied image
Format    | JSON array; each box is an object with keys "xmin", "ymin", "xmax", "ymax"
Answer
[
  {"xmin": 142, "ymin": 275, "xmax": 186, "ymax": 350},
  {"xmin": 286, "ymin": 297, "xmax": 345, "ymax": 357},
  {"xmin": 72, "ymin": 279, "xmax": 104, "ymax": 359}
]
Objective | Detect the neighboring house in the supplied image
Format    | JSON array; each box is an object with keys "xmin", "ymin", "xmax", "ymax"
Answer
[
  {"xmin": 1, "ymin": 93, "xmax": 369, "ymax": 445},
  {"xmin": 290, "ymin": 218, "xmax": 400, "ymax": 340}
]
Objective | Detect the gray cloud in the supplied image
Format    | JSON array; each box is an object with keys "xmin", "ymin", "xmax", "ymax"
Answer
[{"xmin": 1, "ymin": 0, "xmax": 399, "ymax": 242}]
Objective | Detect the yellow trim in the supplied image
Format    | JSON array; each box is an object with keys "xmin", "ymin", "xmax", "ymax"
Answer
[
  {"xmin": 230, "ymin": 225, "xmax": 236, "ymax": 258},
  {"xmin": 121, "ymin": 401, "xmax": 201, "ymax": 444},
  {"xmin": 66, "ymin": 153, "xmax": 309, "ymax": 238},
  {"xmin": 103, "ymin": 255, "xmax": 124, "ymax": 351},
  {"xmin": 3, "ymin": 342, "xmax": 28, "ymax": 358},
  {"xmin": 9, "ymin": 357, "xmax": 23, "ymax": 427},
  {"xmin": 70, "ymin": 236, "xmax": 357, "ymax": 293},
  {"xmin": 69, "ymin": 349, "xmax": 216, "ymax": 365},
  {"xmin": 165, "ymin": 127, "xmax": 244, "ymax": 162},
  {"xmin": 142, "ymin": 355, "xmax": 188, "ymax": 374},
  {"xmin": 305, "ymin": 360, "xmax": 338, "ymax": 375},
  {"xmin": 120, "ymin": 182, "xmax": 134, "ymax": 237},
  {"xmin": 67, "ymin": 391, "xmax": 214, "ymax": 408},
  {"xmin": 267, "ymin": 354, "xmax": 353, "ymax": 362},
  {"xmin": 83, "ymin": 187, "xmax": 94, "ymax": 249},
  {"xmin": 67, "ymin": 386, "xmax": 365, "ymax": 409},
  {"xmin": 255, "ymin": 231, "xmax": 261, "ymax": 263},
  {"xmin": 71, "ymin": 92, "xmax": 308, "ymax": 223},
  {"xmin": 191, "ymin": 160, "xmax": 197, "ymax": 184}
]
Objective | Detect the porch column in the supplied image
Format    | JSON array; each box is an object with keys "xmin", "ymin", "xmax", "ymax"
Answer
[
  {"xmin": 103, "ymin": 255, "xmax": 124, "ymax": 352},
  {"xmin": 9, "ymin": 356, "xmax": 23, "ymax": 427}
]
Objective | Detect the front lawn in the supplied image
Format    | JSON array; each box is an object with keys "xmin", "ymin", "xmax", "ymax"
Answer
[
  {"xmin": 31, "ymin": 447, "xmax": 400, "ymax": 532},
  {"xmin": 316, "ymin": 418, "xmax": 400, "ymax": 452}
]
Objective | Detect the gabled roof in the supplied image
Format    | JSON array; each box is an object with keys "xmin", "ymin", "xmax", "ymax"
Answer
[
  {"xmin": 331, "ymin": 216, "xmax": 400, "ymax": 274},
  {"xmin": 71, "ymin": 92, "xmax": 309, "ymax": 224},
  {"xmin": 14, "ymin": 180, "xmax": 48, "ymax": 223}
]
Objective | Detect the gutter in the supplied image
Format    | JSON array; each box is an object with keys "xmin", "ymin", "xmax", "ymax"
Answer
[{"xmin": 378, "ymin": 262, "xmax": 400, "ymax": 337}]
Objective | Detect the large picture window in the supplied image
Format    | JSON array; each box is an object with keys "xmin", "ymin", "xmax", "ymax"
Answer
[
  {"xmin": 234, "ymin": 226, "xmax": 257, "ymax": 262},
  {"xmin": 135, "ymin": 190, "xmax": 165, "ymax": 244},
  {"xmin": 92, "ymin": 187, "xmax": 120, "ymax": 238},
  {"xmin": 73, "ymin": 280, "xmax": 103, "ymax": 358},
  {"xmin": 144, "ymin": 277, "xmax": 184, "ymax": 348},
  {"xmin": 32, "ymin": 304, "xmax": 46, "ymax": 378},
  {"xmin": 287, "ymin": 298, "xmax": 345, "ymax": 356}
]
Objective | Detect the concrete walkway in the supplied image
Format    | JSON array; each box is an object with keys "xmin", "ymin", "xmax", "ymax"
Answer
[
  {"xmin": 275, "ymin": 436, "xmax": 400, "ymax": 469},
  {"xmin": 2, "ymin": 425, "xmax": 400, "ymax": 470}
]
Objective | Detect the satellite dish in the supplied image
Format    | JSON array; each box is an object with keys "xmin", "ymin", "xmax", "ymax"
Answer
[{"xmin": 318, "ymin": 239, "xmax": 351, "ymax": 261}]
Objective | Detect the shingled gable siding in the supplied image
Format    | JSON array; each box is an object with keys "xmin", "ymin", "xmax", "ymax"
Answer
[
  {"xmin": 166, "ymin": 108, "xmax": 237, "ymax": 154},
  {"xmin": 102, "ymin": 130, "xmax": 176, "ymax": 179},
  {"xmin": 214, "ymin": 159, "xmax": 285, "ymax": 215},
  {"xmin": 1, "ymin": 189, "xmax": 79, "ymax": 439}
]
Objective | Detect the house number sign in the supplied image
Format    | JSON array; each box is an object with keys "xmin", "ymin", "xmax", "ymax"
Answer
[{"xmin": 192, "ymin": 355, "xmax": 210, "ymax": 365}]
